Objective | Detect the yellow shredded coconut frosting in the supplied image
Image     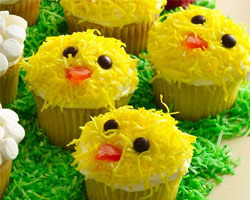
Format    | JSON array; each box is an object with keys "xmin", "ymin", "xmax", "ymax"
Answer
[
  {"xmin": 147, "ymin": 5, "xmax": 250, "ymax": 87},
  {"xmin": 70, "ymin": 106, "xmax": 196, "ymax": 190},
  {"xmin": 60, "ymin": 0, "xmax": 166, "ymax": 28},
  {"xmin": 23, "ymin": 30, "xmax": 138, "ymax": 109}
]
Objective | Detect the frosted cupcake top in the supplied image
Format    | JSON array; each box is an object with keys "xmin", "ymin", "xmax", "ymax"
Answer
[
  {"xmin": 24, "ymin": 30, "xmax": 139, "ymax": 110},
  {"xmin": 0, "ymin": 0, "xmax": 20, "ymax": 5},
  {"xmin": 147, "ymin": 6, "xmax": 250, "ymax": 88},
  {"xmin": 70, "ymin": 106, "xmax": 196, "ymax": 191},
  {"xmin": 0, "ymin": 104, "xmax": 25, "ymax": 165},
  {"xmin": 60, "ymin": 0, "xmax": 166, "ymax": 28},
  {"xmin": 0, "ymin": 11, "xmax": 27, "ymax": 76}
]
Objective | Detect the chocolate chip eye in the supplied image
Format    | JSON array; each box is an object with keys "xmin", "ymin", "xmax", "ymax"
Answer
[
  {"xmin": 98, "ymin": 55, "xmax": 112, "ymax": 69},
  {"xmin": 133, "ymin": 137, "xmax": 150, "ymax": 153},
  {"xmin": 222, "ymin": 34, "xmax": 236, "ymax": 48},
  {"xmin": 63, "ymin": 47, "xmax": 78, "ymax": 58},
  {"xmin": 104, "ymin": 119, "xmax": 118, "ymax": 131},
  {"xmin": 191, "ymin": 15, "xmax": 206, "ymax": 25}
]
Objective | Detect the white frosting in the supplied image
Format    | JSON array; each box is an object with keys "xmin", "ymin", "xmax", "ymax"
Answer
[
  {"xmin": 0, "ymin": 0, "xmax": 20, "ymax": 5},
  {"xmin": 0, "ymin": 11, "xmax": 27, "ymax": 76},
  {"xmin": 0, "ymin": 105, "xmax": 25, "ymax": 165},
  {"xmin": 82, "ymin": 160, "xmax": 191, "ymax": 192},
  {"xmin": 191, "ymin": 65, "xmax": 250, "ymax": 86},
  {"xmin": 113, "ymin": 173, "xmax": 178, "ymax": 192},
  {"xmin": 112, "ymin": 161, "xmax": 190, "ymax": 192},
  {"xmin": 38, "ymin": 81, "xmax": 135, "ymax": 109},
  {"xmin": 191, "ymin": 79, "xmax": 213, "ymax": 86}
]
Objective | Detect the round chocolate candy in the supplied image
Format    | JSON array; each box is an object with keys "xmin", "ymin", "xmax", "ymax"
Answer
[
  {"xmin": 222, "ymin": 34, "xmax": 236, "ymax": 48},
  {"xmin": 63, "ymin": 46, "xmax": 78, "ymax": 58},
  {"xmin": 98, "ymin": 55, "xmax": 112, "ymax": 69},
  {"xmin": 191, "ymin": 15, "xmax": 206, "ymax": 25},
  {"xmin": 104, "ymin": 119, "xmax": 118, "ymax": 131},
  {"xmin": 133, "ymin": 137, "xmax": 150, "ymax": 153}
]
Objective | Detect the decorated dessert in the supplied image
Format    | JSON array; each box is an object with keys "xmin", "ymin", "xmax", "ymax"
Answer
[
  {"xmin": 147, "ymin": 5, "xmax": 250, "ymax": 121},
  {"xmin": 23, "ymin": 30, "xmax": 139, "ymax": 148},
  {"xmin": 0, "ymin": 0, "xmax": 40, "ymax": 26},
  {"xmin": 60, "ymin": 0, "xmax": 166, "ymax": 55},
  {"xmin": 165, "ymin": 0, "xmax": 195, "ymax": 10},
  {"xmin": 0, "ymin": 104, "xmax": 25, "ymax": 199},
  {"xmin": 165, "ymin": 0, "xmax": 216, "ymax": 10},
  {"xmin": 0, "ymin": 11, "xmax": 27, "ymax": 107},
  {"xmin": 70, "ymin": 106, "xmax": 196, "ymax": 200}
]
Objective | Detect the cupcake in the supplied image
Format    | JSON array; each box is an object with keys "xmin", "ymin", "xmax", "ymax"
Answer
[
  {"xmin": 165, "ymin": 0, "xmax": 216, "ymax": 11},
  {"xmin": 70, "ymin": 106, "xmax": 196, "ymax": 200},
  {"xmin": 0, "ymin": 104, "xmax": 25, "ymax": 199},
  {"xmin": 0, "ymin": 11, "xmax": 27, "ymax": 107},
  {"xmin": 23, "ymin": 30, "xmax": 139, "ymax": 148},
  {"xmin": 60, "ymin": 0, "xmax": 166, "ymax": 55},
  {"xmin": 147, "ymin": 5, "xmax": 250, "ymax": 121},
  {"xmin": 165, "ymin": 0, "xmax": 195, "ymax": 10},
  {"xmin": 0, "ymin": 0, "xmax": 40, "ymax": 26}
]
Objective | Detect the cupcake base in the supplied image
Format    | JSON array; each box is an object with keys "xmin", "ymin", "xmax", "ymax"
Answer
[
  {"xmin": 0, "ymin": 64, "xmax": 20, "ymax": 107},
  {"xmin": 0, "ymin": 161, "xmax": 12, "ymax": 199},
  {"xmin": 153, "ymin": 78, "xmax": 240, "ymax": 121},
  {"xmin": 64, "ymin": 12, "xmax": 157, "ymax": 55},
  {"xmin": 34, "ymin": 94, "xmax": 132, "ymax": 149},
  {"xmin": 85, "ymin": 177, "xmax": 182, "ymax": 200},
  {"xmin": 0, "ymin": 0, "xmax": 40, "ymax": 26}
]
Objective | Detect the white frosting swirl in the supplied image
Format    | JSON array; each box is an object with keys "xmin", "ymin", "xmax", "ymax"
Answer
[
  {"xmin": 0, "ymin": 0, "xmax": 20, "ymax": 5},
  {"xmin": 0, "ymin": 11, "xmax": 27, "ymax": 76},
  {"xmin": 0, "ymin": 104, "xmax": 25, "ymax": 165}
]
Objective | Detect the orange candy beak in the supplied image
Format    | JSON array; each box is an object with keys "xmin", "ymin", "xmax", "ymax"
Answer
[
  {"xmin": 185, "ymin": 33, "xmax": 208, "ymax": 50},
  {"xmin": 95, "ymin": 144, "xmax": 122, "ymax": 162},
  {"xmin": 65, "ymin": 67, "xmax": 92, "ymax": 83}
]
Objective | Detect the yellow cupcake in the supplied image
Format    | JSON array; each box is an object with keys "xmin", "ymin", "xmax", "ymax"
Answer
[
  {"xmin": 71, "ymin": 106, "xmax": 196, "ymax": 200},
  {"xmin": 23, "ymin": 30, "xmax": 139, "ymax": 148},
  {"xmin": 60, "ymin": 0, "xmax": 166, "ymax": 55},
  {"xmin": 147, "ymin": 5, "xmax": 250, "ymax": 121}
]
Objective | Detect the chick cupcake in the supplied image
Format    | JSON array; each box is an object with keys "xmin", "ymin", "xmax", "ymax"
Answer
[
  {"xmin": 23, "ymin": 30, "xmax": 139, "ymax": 148},
  {"xmin": 60, "ymin": 0, "xmax": 166, "ymax": 55},
  {"xmin": 0, "ymin": 0, "xmax": 40, "ymax": 26},
  {"xmin": 0, "ymin": 104, "xmax": 25, "ymax": 199},
  {"xmin": 165, "ymin": 0, "xmax": 194, "ymax": 10},
  {"xmin": 0, "ymin": 11, "xmax": 27, "ymax": 107},
  {"xmin": 165, "ymin": 0, "xmax": 215, "ymax": 11},
  {"xmin": 70, "ymin": 106, "xmax": 196, "ymax": 200},
  {"xmin": 147, "ymin": 5, "xmax": 250, "ymax": 121}
]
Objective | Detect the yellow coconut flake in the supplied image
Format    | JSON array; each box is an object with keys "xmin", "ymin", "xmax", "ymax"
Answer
[
  {"xmin": 147, "ymin": 5, "xmax": 250, "ymax": 87},
  {"xmin": 23, "ymin": 30, "xmax": 139, "ymax": 109},
  {"xmin": 60, "ymin": 0, "xmax": 167, "ymax": 28},
  {"xmin": 71, "ymin": 106, "xmax": 196, "ymax": 189}
]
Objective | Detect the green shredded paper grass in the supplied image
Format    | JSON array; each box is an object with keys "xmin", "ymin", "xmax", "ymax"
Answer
[{"xmin": 3, "ymin": 0, "xmax": 250, "ymax": 199}]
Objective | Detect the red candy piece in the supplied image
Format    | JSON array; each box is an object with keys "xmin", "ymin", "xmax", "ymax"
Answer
[
  {"xmin": 185, "ymin": 33, "xmax": 208, "ymax": 50},
  {"xmin": 165, "ymin": 0, "xmax": 195, "ymax": 10},
  {"xmin": 65, "ymin": 67, "xmax": 92, "ymax": 83},
  {"xmin": 95, "ymin": 144, "xmax": 122, "ymax": 162}
]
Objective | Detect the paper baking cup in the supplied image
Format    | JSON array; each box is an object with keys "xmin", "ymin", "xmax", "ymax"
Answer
[
  {"xmin": 0, "ymin": 161, "xmax": 12, "ymax": 199},
  {"xmin": 153, "ymin": 78, "xmax": 240, "ymax": 121},
  {"xmin": 34, "ymin": 94, "xmax": 132, "ymax": 149},
  {"xmin": 0, "ymin": 0, "xmax": 40, "ymax": 26},
  {"xmin": 64, "ymin": 12, "xmax": 157, "ymax": 55},
  {"xmin": 0, "ymin": 64, "xmax": 20, "ymax": 107},
  {"xmin": 85, "ymin": 177, "xmax": 182, "ymax": 200}
]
